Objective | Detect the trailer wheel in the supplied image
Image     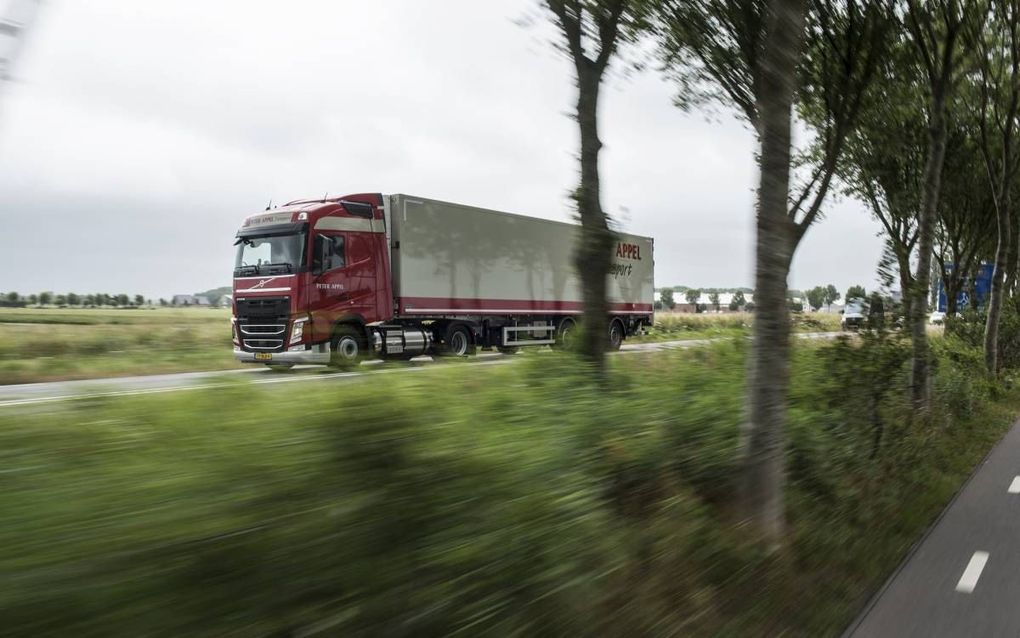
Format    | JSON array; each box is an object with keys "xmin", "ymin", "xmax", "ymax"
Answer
[
  {"xmin": 330, "ymin": 325, "xmax": 365, "ymax": 367},
  {"xmin": 443, "ymin": 325, "xmax": 475, "ymax": 357},
  {"xmin": 608, "ymin": 318, "xmax": 625, "ymax": 351},
  {"xmin": 553, "ymin": 318, "xmax": 577, "ymax": 350}
]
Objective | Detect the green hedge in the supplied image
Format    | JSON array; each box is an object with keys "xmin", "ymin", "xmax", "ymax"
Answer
[{"xmin": 2, "ymin": 335, "xmax": 1016, "ymax": 636}]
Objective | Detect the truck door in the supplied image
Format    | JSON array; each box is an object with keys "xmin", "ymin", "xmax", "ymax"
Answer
[{"xmin": 308, "ymin": 230, "xmax": 379, "ymax": 343}]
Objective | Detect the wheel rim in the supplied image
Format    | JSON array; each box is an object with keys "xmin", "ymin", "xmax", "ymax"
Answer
[
  {"xmin": 610, "ymin": 322, "xmax": 622, "ymax": 347},
  {"xmin": 450, "ymin": 331, "xmax": 468, "ymax": 356},
  {"xmin": 559, "ymin": 321, "xmax": 575, "ymax": 347},
  {"xmin": 337, "ymin": 336, "xmax": 359, "ymax": 359}
]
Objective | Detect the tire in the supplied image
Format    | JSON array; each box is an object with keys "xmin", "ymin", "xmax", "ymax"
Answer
[
  {"xmin": 497, "ymin": 346, "xmax": 519, "ymax": 355},
  {"xmin": 553, "ymin": 318, "xmax": 577, "ymax": 350},
  {"xmin": 443, "ymin": 325, "xmax": 475, "ymax": 357},
  {"xmin": 608, "ymin": 318, "xmax": 625, "ymax": 351},
  {"xmin": 329, "ymin": 325, "xmax": 365, "ymax": 367}
]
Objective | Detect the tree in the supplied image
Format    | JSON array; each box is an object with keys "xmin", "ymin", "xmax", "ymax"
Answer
[
  {"xmin": 823, "ymin": 284, "xmax": 840, "ymax": 310},
  {"xmin": 934, "ymin": 122, "xmax": 997, "ymax": 315},
  {"xmin": 116, "ymin": 294, "xmax": 129, "ymax": 307},
  {"xmin": 733, "ymin": 289, "xmax": 747, "ymax": 309},
  {"xmin": 38, "ymin": 291, "xmax": 52, "ymax": 306},
  {"xmin": 846, "ymin": 284, "xmax": 867, "ymax": 302},
  {"xmin": 709, "ymin": 291, "xmax": 720, "ymax": 311},
  {"xmin": 66, "ymin": 293, "xmax": 80, "ymax": 307},
  {"xmin": 545, "ymin": 0, "xmax": 644, "ymax": 374},
  {"xmin": 654, "ymin": 0, "xmax": 889, "ymax": 544},
  {"xmin": 660, "ymin": 287, "xmax": 676, "ymax": 309},
  {"xmin": 806, "ymin": 286, "xmax": 825, "ymax": 311},
  {"xmin": 159, "ymin": 298, "xmax": 168, "ymax": 307},
  {"xmin": 836, "ymin": 35, "xmax": 926, "ymax": 322},
  {"xmin": 55, "ymin": 294, "xmax": 67, "ymax": 306},
  {"xmin": 972, "ymin": 0, "xmax": 1020, "ymax": 373},
  {"xmin": 134, "ymin": 294, "xmax": 145, "ymax": 307},
  {"xmin": 902, "ymin": 0, "xmax": 976, "ymax": 406},
  {"xmin": 4, "ymin": 291, "xmax": 18, "ymax": 306},
  {"xmin": 684, "ymin": 288, "xmax": 701, "ymax": 311},
  {"xmin": 27, "ymin": 294, "xmax": 38, "ymax": 306}
]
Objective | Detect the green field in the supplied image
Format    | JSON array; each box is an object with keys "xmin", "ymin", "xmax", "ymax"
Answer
[
  {"xmin": 0, "ymin": 308, "xmax": 239, "ymax": 384},
  {"xmin": 0, "ymin": 308, "xmax": 841, "ymax": 385},
  {"xmin": 2, "ymin": 334, "xmax": 1014, "ymax": 636}
]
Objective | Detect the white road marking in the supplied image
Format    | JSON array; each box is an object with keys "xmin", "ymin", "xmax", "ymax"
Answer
[
  {"xmin": 956, "ymin": 551, "xmax": 989, "ymax": 593},
  {"xmin": 1008, "ymin": 476, "xmax": 1020, "ymax": 494}
]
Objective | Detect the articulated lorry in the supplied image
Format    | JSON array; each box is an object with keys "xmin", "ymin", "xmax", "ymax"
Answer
[{"xmin": 232, "ymin": 193, "xmax": 654, "ymax": 366}]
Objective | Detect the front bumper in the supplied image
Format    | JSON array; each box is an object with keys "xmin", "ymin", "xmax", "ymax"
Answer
[{"xmin": 233, "ymin": 342, "xmax": 331, "ymax": 365}]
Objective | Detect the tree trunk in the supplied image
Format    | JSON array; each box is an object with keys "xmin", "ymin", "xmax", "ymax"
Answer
[
  {"xmin": 985, "ymin": 189, "xmax": 1011, "ymax": 373},
  {"xmin": 896, "ymin": 251, "xmax": 914, "ymax": 321},
  {"xmin": 946, "ymin": 274, "xmax": 959, "ymax": 316},
  {"xmin": 1004, "ymin": 224, "xmax": 1018, "ymax": 295},
  {"xmin": 574, "ymin": 64, "xmax": 614, "ymax": 375},
  {"xmin": 910, "ymin": 84, "xmax": 949, "ymax": 408},
  {"xmin": 738, "ymin": 0, "xmax": 807, "ymax": 548}
]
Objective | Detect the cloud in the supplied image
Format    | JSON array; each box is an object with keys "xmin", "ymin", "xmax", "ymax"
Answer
[{"xmin": 0, "ymin": 0, "xmax": 883, "ymax": 299}]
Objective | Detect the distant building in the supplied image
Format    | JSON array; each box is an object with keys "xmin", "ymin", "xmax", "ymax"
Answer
[
  {"xmin": 668, "ymin": 292, "xmax": 755, "ymax": 313},
  {"xmin": 171, "ymin": 294, "xmax": 211, "ymax": 307}
]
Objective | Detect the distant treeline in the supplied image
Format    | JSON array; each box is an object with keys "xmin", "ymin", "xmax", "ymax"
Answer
[{"xmin": 2, "ymin": 292, "xmax": 156, "ymax": 308}]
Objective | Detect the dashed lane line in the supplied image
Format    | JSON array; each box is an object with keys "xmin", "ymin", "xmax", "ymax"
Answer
[{"xmin": 955, "ymin": 551, "xmax": 989, "ymax": 594}]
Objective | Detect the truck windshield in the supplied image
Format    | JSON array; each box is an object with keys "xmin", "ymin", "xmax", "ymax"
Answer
[{"xmin": 234, "ymin": 232, "xmax": 306, "ymax": 276}]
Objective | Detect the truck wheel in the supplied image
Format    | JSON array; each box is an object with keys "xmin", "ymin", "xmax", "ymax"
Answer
[
  {"xmin": 330, "ymin": 325, "xmax": 365, "ymax": 367},
  {"xmin": 443, "ymin": 325, "xmax": 475, "ymax": 357},
  {"xmin": 608, "ymin": 319, "xmax": 624, "ymax": 351},
  {"xmin": 553, "ymin": 318, "xmax": 577, "ymax": 350}
]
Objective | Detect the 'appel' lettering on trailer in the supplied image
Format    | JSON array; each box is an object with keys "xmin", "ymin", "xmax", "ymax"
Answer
[
  {"xmin": 615, "ymin": 243, "xmax": 642, "ymax": 260},
  {"xmin": 316, "ymin": 283, "xmax": 345, "ymax": 290}
]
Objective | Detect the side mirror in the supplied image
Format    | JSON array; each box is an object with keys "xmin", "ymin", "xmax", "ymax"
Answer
[{"xmin": 312, "ymin": 235, "xmax": 329, "ymax": 275}]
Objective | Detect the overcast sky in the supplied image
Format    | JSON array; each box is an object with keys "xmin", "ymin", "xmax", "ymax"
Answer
[{"xmin": 0, "ymin": 0, "xmax": 884, "ymax": 299}]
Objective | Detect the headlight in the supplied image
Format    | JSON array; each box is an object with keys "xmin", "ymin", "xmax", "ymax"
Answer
[{"xmin": 290, "ymin": 318, "xmax": 308, "ymax": 345}]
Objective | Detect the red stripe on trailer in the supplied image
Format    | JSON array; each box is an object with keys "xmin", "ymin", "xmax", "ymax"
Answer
[{"xmin": 399, "ymin": 297, "xmax": 653, "ymax": 315}]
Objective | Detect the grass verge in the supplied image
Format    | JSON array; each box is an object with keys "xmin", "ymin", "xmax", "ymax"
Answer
[
  {"xmin": 0, "ymin": 308, "xmax": 239, "ymax": 384},
  {"xmin": 2, "ymin": 333, "xmax": 1016, "ymax": 635},
  {"xmin": 0, "ymin": 308, "xmax": 841, "ymax": 385}
]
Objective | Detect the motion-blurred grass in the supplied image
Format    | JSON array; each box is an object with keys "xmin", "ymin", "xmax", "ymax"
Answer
[
  {"xmin": 0, "ymin": 308, "xmax": 240, "ymax": 384},
  {"xmin": 2, "ymin": 334, "xmax": 1015, "ymax": 636}
]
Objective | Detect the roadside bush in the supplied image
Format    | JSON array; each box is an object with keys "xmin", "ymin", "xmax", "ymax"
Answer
[{"xmin": 3, "ymin": 335, "xmax": 1017, "ymax": 637}]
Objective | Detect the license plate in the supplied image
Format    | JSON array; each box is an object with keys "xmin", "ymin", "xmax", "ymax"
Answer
[{"xmin": 254, "ymin": 352, "xmax": 272, "ymax": 361}]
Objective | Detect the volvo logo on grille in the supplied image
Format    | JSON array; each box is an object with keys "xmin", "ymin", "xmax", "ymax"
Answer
[{"xmin": 251, "ymin": 279, "xmax": 272, "ymax": 289}]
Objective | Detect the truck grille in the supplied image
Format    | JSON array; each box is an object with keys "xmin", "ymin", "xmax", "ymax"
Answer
[{"xmin": 236, "ymin": 296, "xmax": 289, "ymax": 352}]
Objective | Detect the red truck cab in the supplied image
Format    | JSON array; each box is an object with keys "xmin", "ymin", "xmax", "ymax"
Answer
[{"xmin": 232, "ymin": 193, "xmax": 391, "ymax": 365}]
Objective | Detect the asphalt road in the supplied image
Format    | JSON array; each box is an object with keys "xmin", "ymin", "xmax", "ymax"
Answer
[
  {"xmin": 0, "ymin": 333, "xmax": 839, "ymax": 408},
  {"xmin": 845, "ymin": 417, "xmax": 1020, "ymax": 637}
]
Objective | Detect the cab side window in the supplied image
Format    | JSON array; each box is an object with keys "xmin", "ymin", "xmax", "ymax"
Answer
[{"xmin": 313, "ymin": 234, "xmax": 345, "ymax": 273}]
